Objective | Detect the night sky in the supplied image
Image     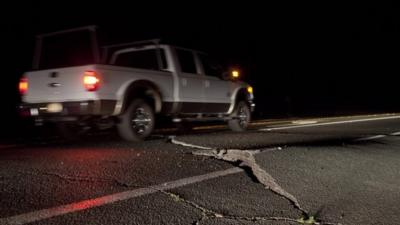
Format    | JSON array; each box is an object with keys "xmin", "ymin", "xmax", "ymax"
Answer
[{"xmin": 1, "ymin": 1, "xmax": 400, "ymax": 132}]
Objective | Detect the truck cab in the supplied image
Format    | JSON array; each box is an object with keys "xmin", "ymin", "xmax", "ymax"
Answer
[{"xmin": 19, "ymin": 26, "xmax": 255, "ymax": 141}]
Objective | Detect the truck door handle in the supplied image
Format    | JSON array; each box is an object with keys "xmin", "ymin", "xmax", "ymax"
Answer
[
  {"xmin": 181, "ymin": 78, "xmax": 187, "ymax": 86},
  {"xmin": 204, "ymin": 80, "xmax": 210, "ymax": 88}
]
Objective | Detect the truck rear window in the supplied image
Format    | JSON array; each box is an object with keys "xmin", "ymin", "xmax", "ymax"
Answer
[
  {"xmin": 39, "ymin": 30, "xmax": 96, "ymax": 69},
  {"xmin": 113, "ymin": 49, "xmax": 167, "ymax": 71}
]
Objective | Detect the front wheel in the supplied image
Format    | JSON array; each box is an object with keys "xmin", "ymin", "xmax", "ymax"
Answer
[
  {"xmin": 228, "ymin": 101, "xmax": 251, "ymax": 132},
  {"xmin": 117, "ymin": 99, "xmax": 155, "ymax": 142}
]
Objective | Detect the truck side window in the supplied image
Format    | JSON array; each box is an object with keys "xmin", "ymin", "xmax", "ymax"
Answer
[
  {"xmin": 176, "ymin": 49, "xmax": 197, "ymax": 74},
  {"xmin": 114, "ymin": 49, "xmax": 167, "ymax": 70},
  {"xmin": 198, "ymin": 54, "xmax": 222, "ymax": 78}
]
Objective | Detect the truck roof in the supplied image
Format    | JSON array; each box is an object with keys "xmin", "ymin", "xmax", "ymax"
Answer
[
  {"xmin": 34, "ymin": 26, "xmax": 207, "ymax": 69},
  {"xmin": 101, "ymin": 39, "xmax": 205, "ymax": 54}
]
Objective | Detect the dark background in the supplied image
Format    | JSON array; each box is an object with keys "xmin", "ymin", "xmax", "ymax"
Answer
[{"xmin": 1, "ymin": 1, "xmax": 400, "ymax": 136}]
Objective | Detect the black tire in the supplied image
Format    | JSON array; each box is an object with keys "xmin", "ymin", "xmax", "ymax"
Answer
[
  {"xmin": 228, "ymin": 101, "xmax": 251, "ymax": 132},
  {"xmin": 117, "ymin": 99, "xmax": 155, "ymax": 142}
]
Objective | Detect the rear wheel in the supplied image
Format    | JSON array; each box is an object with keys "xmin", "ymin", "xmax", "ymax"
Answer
[
  {"xmin": 117, "ymin": 99, "xmax": 155, "ymax": 141},
  {"xmin": 228, "ymin": 101, "xmax": 251, "ymax": 131}
]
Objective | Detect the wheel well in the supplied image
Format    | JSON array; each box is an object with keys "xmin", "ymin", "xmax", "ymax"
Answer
[
  {"xmin": 235, "ymin": 88, "xmax": 250, "ymax": 105},
  {"xmin": 122, "ymin": 81, "xmax": 162, "ymax": 113},
  {"xmin": 228, "ymin": 88, "xmax": 250, "ymax": 114}
]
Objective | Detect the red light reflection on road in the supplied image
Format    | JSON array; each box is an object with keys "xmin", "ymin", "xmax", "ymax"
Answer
[{"xmin": 68, "ymin": 197, "xmax": 107, "ymax": 211}]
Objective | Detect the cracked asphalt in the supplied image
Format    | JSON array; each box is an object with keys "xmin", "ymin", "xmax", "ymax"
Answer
[{"xmin": 1, "ymin": 114, "xmax": 400, "ymax": 225}]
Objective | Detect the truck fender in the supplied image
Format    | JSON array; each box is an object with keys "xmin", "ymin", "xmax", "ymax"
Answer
[
  {"xmin": 228, "ymin": 88, "xmax": 250, "ymax": 114},
  {"xmin": 114, "ymin": 80, "xmax": 162, "ymax": 115}
]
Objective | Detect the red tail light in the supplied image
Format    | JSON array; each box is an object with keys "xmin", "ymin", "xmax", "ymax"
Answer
[
  {"xmin": 83, "ymin": 71, "xmax": 100, "ymax": 91},
  {"xmin": 19, "ymin": 77, "xmax": 28, "ymax": 95}
]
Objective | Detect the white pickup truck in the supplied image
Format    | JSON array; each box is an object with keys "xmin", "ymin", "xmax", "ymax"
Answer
[{"xmin": 19, "ymin": 26, "xmax": 255, "ymax": 141}]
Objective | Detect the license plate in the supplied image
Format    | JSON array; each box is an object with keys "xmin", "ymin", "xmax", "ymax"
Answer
[
  {"xmin": 47, "ymin": 103, "xmax": 63, "ymax": 113},
  {"xmin": 30, "ymin": 108, "xmax": 39, "ymax": 116}
]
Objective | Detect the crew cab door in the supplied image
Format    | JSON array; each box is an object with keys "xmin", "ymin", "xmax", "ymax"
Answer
[
  {"xmin": 197, "ymin": 53, "xmax": 231, "ymax": 113},
  {"xmin": 174, "ymin": 48, "xmax": 206, "ymax": 113}
]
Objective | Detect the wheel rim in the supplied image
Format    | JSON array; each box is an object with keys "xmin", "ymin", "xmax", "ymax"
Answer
[
  {"xmin": 237, "ymin": 105, "xmax": 249, "ymax": 128},
  {"xmin": 131, "ymin": 107, "xmax": 152, "ymax": 135}
]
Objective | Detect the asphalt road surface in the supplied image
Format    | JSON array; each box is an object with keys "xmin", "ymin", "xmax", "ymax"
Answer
[{"xmin": 1, "ymin": 114, "xmax": 400, "ymax": 225}]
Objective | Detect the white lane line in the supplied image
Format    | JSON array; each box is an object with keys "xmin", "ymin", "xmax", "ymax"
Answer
[
  {"xmin": 355, "ymin": 135, "xmax": 387, "ymax": 141},
  {"xmin": 390, "ymin": 131, "xmax": 400, "ymax": 136},
  {"xmin": 291, "ymin": 120, "xmax": 317, "ymax": 125},
  {"xmin": 1, "ymin": 167, "xmax": 242, "ymax": 225},
  {"xmin": 260, "ymin": 115, "xmax": 400, "ymax": 131}
]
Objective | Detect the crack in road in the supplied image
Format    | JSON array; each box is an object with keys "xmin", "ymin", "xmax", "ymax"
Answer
[
  {"xmin": 161, "ymin": 190, "xmax": 340, "ymax": 225},
  {"xmin": 169, "ymin": 138, "xmax": 343, "ymax": 225},
  {"xmin": 17, "ymin": 171, "xmax": 138, "ymax": 188},
  {"xmin": 170, "ymin": 138, "xmax": 304, "ymax": 212},
  {"xmin": 160, "ymin": 190, "xmax": 301, "ymax": 225}
]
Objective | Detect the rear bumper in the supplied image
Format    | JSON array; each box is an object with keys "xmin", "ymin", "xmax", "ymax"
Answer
[{"xmin": 19, "ymin": 100, "xmax": 117, "ymax": 119}]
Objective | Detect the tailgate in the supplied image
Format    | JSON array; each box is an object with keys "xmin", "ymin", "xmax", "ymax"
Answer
[{"xmin": 23, "ymin": 65, "xmax": 98, "ymax": 103}]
